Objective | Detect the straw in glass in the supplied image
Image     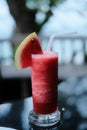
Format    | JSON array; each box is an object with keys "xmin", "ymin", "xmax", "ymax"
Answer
[{"xmin": 47, "ymin": 32, "xmax": 77, "ymax": 51}]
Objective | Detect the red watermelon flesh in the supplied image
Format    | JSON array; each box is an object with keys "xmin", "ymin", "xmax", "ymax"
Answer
[
  {"xmin": 15, "ymin": 32, "xmax": 43, "ymax": 70},
  {"xmin": 20, "ymin": 36, "xmax": 43, "ymax": 68}
]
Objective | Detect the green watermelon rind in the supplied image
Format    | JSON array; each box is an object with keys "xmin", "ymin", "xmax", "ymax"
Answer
[{"xmin": 14, "ymin": 32, "xmax": 37, "ymax": 70}]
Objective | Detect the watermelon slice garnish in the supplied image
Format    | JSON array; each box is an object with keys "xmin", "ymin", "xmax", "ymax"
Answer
[{"xmin": 15, "ymin": 32, "xmax": 43, "ymax": 70}]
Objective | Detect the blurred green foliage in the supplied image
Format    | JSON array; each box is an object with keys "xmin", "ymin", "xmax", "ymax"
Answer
[
  {"xmin": 7, "ymin": 0, "xmax": 65, "ymax": 33},
  {"xmin": 26, "ymin": 0, "xmax": 65, "ymax": 29}
]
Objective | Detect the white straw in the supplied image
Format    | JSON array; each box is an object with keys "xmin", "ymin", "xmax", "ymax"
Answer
[{"xmin": 47, "ymin": 32, "xmax": 77, "ymax": 51}]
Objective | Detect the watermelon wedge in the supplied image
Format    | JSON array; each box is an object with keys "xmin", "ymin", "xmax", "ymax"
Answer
[{"xmin": 15, "ymin": 32, "xmax": 43, "ymax": 70}]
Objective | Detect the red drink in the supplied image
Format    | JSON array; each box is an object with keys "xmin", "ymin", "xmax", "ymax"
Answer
[
  {"xmin": 14, "ymin": 31, "xmax": 60, "ymax": 126},
  {"xmin": 31, "ymin": 51, "xmax": 58, "ymax": 114}
]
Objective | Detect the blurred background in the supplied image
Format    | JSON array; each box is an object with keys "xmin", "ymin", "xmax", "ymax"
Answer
[{"xmin": 0, "ymin": 0, "xmax": 87, "ymax": 102}]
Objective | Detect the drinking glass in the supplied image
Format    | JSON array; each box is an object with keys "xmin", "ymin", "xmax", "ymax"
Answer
[{"xmin": 29, "ymin": 52, "xmax": 60, "ymax": 127}]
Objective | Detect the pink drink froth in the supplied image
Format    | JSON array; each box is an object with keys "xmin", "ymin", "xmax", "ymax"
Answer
[{"xmin": 31, "ymin": 51, "xmax": 58, "ymax": 114}]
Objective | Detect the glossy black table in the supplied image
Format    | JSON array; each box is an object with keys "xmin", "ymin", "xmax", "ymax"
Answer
[{"xmin": 0, "ymin": 75, "xmax": 87, "ymax": 130}]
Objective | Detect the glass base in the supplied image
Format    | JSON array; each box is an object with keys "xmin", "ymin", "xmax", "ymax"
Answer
[{"xmin": 29, "ymin": 110, "xmax": 60, "ymax": 127}]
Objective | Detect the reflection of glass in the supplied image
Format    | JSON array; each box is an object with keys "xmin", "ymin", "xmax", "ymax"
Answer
[
  {"xmin": 29, "ymin": 52, "xmax": 60, "ymax": 127},
  {"xmin": 29, "ymin": 121, "xmax": 61, "ymax": 130}
]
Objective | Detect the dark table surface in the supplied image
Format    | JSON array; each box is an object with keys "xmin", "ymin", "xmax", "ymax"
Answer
[{"xmin": 0, "ymin": 75, "xmax": 87, "ymax": 130}]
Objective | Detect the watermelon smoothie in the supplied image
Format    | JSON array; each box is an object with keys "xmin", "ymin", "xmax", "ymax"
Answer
[
  {"xmin": 31, "ymin": 51, "xmax": 58, "ymax": 114},
  {"xmin": 14, "ymin": 32, "xmax": 60, "ymax": 126}
]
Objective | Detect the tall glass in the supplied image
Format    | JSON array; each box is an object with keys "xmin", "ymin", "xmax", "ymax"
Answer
[{"xmin": 29, "ymin": 51, "xmax": 60, "ymax": 127}]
